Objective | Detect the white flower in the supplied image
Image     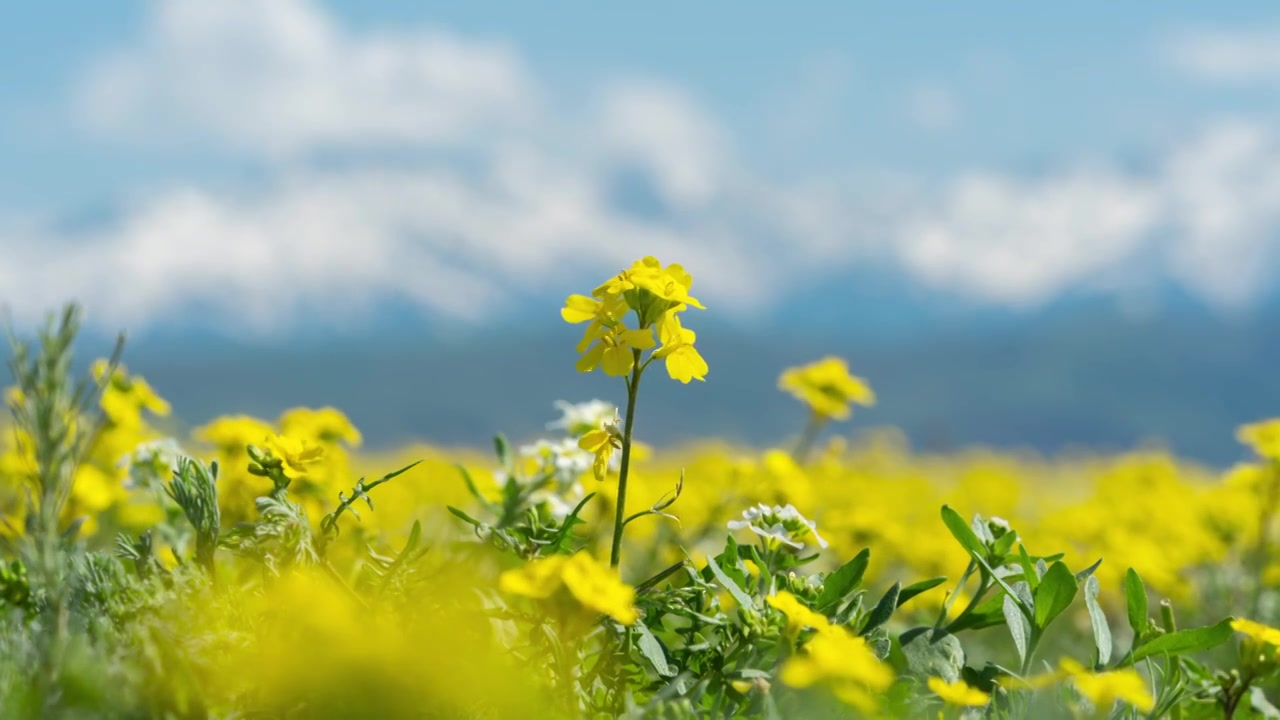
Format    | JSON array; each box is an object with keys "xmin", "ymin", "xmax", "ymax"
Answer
[
  {"xmin": 727, "ymin": 503, "xmax": 829, "ymax": 551},
  {"xmin": 546, "ymin": 399, "xmax": 618, "ymax": 437}
]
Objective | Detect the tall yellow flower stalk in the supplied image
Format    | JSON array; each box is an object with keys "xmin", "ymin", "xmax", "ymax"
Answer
[{"xmin": 562, "ymin": 256, "xmax": 708, "ymax": 567}]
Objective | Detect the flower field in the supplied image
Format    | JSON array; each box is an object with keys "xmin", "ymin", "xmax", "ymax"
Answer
[{"xmin": 1, "ymin": 259, "xmax": 1279, "ymax": 719}]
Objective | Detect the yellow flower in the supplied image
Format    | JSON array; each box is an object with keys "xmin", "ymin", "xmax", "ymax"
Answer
[
  {"xmin": 778, "ymin": 356, "xmax": 875, "ymax": 420},
  {"xmin": 279, "ymin": 407, "xmax": 362, "ymax": 446},
  {"xmin": 263, "ymin": 433, "xmax": 326, "ymax": 479},
  {"xmin": 653, "ymin": 312, "xmax": 708, "ymax": 383},
  {"xmin": 575, "ymin": 324, "xmax": 655, "ymax": 377},
  {"xmin": 1060, "ymin": 658, "xmax": 1154, "ymax": 713},
  {"xmin": 778, "ymin": 625, "xmax": 894, "ymax": 712},
  {"xmin": 560, "ymin": 552, "xmax": 639, "ymax": 624},
  {"xmin": 767, "ymin": 591, "xmax": 832, "ymax": 634},
  {"xmin": 1238, "ymin": 419, "xmax": 1280, "ymax": 462},
  {"xmin": 196, "ymin": 415, "xmax": 277, "ymax": 452},
  {"xmin": 928, "ymin": 677, "xmax": 990, "ymax": 707},
  {"xmin": 499, "ymin": 552, "xmax": 639, "ymax": 625},
  {"xmin": 578, "ymin": 414, "xmax": 622, "ymax": 481},
  {"xmin": 1233, "ymin": 618, "xmax": 1280, "ymax": 648},
  {"xmin": 499, "ymin": 554, "xmax": 568, "ymax": 598}
]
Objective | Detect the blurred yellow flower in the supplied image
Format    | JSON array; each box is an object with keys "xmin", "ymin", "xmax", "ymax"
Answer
[
  {"xmin": 499, "ymin": 552, "xmax": 638, "ymax": 625},
  {"xmin": 778, "ymin": 356, "xmax": 875, "ymax": 420},
  {"xmin": 1060, "ymin": 658, "xmax": 1154, "ymax": 713},
  {"xmin": 778, "ymin": 624, "xmax": 894, "ymax": 712},
  {"xmin": 1232, "ymin": 618, "xmax": 1280, "ymax": 648},
  {"xmin": 263, "ymin": 433, "xmax": 325, "ymax": 479},
  {"xmin": 767, "ymin": 591, "xmax": 831, "ymax": 635},
  {"xmin": 928, "ymin": 677, "xmax": 990, "ymax": 707},
  {"xmin": 1238, "ymin": 419, "xmax": 1280, "ymax": 462},
  {"xmin": 196, "ymin": 415, "xmax": 277, "ymax": 452},
  {"xmin": 279, "ymin": 407, "xmax": 362, "ymax": 446}
]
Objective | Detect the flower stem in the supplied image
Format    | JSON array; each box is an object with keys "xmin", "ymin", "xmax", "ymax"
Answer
[
  {"xmin": 610, "ymin": 350, "xmax": 644, "ymax": 568},
  {"xmin": 792, "ymin": 410, "xmax": 827, "ymax": 465}
]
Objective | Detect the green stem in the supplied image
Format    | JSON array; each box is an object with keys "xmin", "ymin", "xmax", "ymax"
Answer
[
  {"xmin": 609, "ymin": 350, "xmax": 644, "ymax": 569},
  {"xmin": 792, "ymin": 410, "xmax": 828, "ymax": 465}
]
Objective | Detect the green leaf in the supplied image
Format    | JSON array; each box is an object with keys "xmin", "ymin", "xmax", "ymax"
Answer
[
  {"xmin": 706, "ymin": 554, "xmax": 754, "ymax": 609},
  {"xmin": 548, "ymin": 492, "xmax": 596, "ymax": 553},
  {"xmin": 900, "ymin": 627, "xmax": 966, "ymax": 682},
  {"xmin": 1124, "ymin": 568, "xmax": 1148, "ymax": 638},
  {"xmin": 635, "ymin": 622, "xmax": 676, "ymax": 677},
  {"xmin": 1033, "ymin": 561, "xmax": 1078, "ymax": 630},
  {"xmin": 1074, "ymin": 558, "xmax": 1103, "ymax": 583},
  {"xmin": 1083, "ymin": 574, "xmax": 1112, "ymax": 665},
  {"xmin": 446, "ymin": 505, "xmax": 483, "ymax": 529},
  {"xmin": 455, "ymin": 464, "xmax": 492, "ymax": 509},
  {"xmin": 1126, "ymin": 617, "xmax": 1234, "ymax": 665},
  {"xmin": 1003, "ymin": 592, "xmax": 1029, "ymax": 667},
  {"xmin": 817, "ymin": 547, "xmax": 870, "ymax": 612},
  {"xmin": 861, "ymin": 582, "xmax": 899, "ymax": 635},
  {"xmin": 1016, "ymin": 545, "xmax": 1039, "ymax": 591},
  {"xmin": 494, "ymin": 434, "xmax": 513, "ymax": 469},
  {"xmin": 897, "ymin": 576, "xmax": 947, "ymax": 607},
  {"xmin": 941, "ymin": 506, "xmax": 985, "ymax": 558}
]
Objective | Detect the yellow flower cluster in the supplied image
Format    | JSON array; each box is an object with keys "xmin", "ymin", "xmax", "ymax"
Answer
[
  {"xmin": 778, "ymin": 356, "xmax": 875, "ymax": 420},
  {"xmin": 499, "ymin": 551, "xmax": 639, "ymax": 624},
  {"xmin": 193, "ymin": 407, "xmax": 362, "ymax": 525},
  {"xmin": 562, "ymin": 257, "xmax": 708, "ymax": 383},
  {"xmin": 767, "ymin": 591, "xmax": 895, "ymax": 711}
]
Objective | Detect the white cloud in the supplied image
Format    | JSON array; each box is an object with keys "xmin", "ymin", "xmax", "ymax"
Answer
[
  {"xmin": 1163, "ymin": 27, "xmax": 1280, "ymax": 83},
  {"xmin": 1161, "ymin": 120, "xmax": 1280, "ymax": 306},
  {"xmin": 5, "ymin": 1, "xmax": 1280, "ymax": 335},
  {"xmin": 899, "ymin": 168, "xmax": 1160, "ymax": 305},
  {"xmin": 79, "ymin": 0, "xmax": 540, "ymax": 155}
]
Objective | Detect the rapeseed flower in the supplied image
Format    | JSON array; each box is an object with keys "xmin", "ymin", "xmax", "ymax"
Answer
[
  {"xmin": 928, "ymin": 677, "xmax": 991, "ymax": 706},
  {"xmin": 263, "ymin": 433, "xmax": 325, "ymax": 479},
  {"xmin": 578, "ymin": 411, "xmax": 623, "ymax": 481},
  {"xmin": 778, "ymin": 356, "xmax": 875, "ymax": 420},
  {"xmin": 564, "ymin": 256, "xmax": 707, "ymax": 381},
  {"xmin": 499, "ymin": 551, "xmax": 639, "ymax": 624},
  {"xmin": 653, "ymin": 312, "xmax": 708, "ymax": 383},
  {"xmin": 1239, "ymin": 419, "xmax": 1280, "ymax": 461},
  {"xmin": 778, "ymin": 624, "xmax": 894, "ymax": 712},
  {"xmin": 575, "ymin": 325, "xmax": 655, "ymax": 376},
  {"xmin": 767, "ymin": 591, "xmax": 832, "ymax": 635},
  {"xmin": 1059, "ymin": 658, "xmax": 1154, "ymax": 713}
]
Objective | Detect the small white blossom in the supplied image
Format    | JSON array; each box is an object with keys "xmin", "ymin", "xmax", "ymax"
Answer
[
  {"xmin": 547, "ymin": 399, "xmax": 617, "ymax": 437},
  {"xmin": 727, "ymin": 503, "xmax": 829, "ymax": 551}
]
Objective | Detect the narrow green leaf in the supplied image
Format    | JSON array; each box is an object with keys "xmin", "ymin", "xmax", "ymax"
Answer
[
  {"xmin": 455, "ymin": 464, "xmax": 492, "ymax": 508},
  {"xmin": 1074, "ymin": 557, "xmax": 1103, "ymax": 583},
  {"xmin": 1033, "ymin": 561, "xmax": 1078, "ymax": 629},
  {"xmin": 1127, "ymin": 617, "xmax": 1234, "ymax": 664},
  {"xmin": 817, "ymin": 547, "xmax": 870, "ymax": 612},
  {"xmin": 941, "ymin": 506, "xmax": 985, "ymax": 558},
  {"xmin": 1084, "ymin": 574, "xmax": 1112, "ymax": 665},
  {"xmin": 1124, "ymin": 568, "xmax": 1148, "ymax": 638},
  {"xmin": 446, "ymin": 506, "xmax": 483, "ymax": 528},
  {"xmin": 861, "ymin": 582, "xmax": 900, "ymax": 635},
  {"xmin": 706, "ymin": 555, "xmax": 754, "ymax": 609},
  {"xmin": 898, "ymin": 576, "xmax": 948, "ymax": 607}
]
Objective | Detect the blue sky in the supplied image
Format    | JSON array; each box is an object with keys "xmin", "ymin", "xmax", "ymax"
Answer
[{"xmin": 3, "ymin": 1, "xmax": 1280, "ymax": 337}]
